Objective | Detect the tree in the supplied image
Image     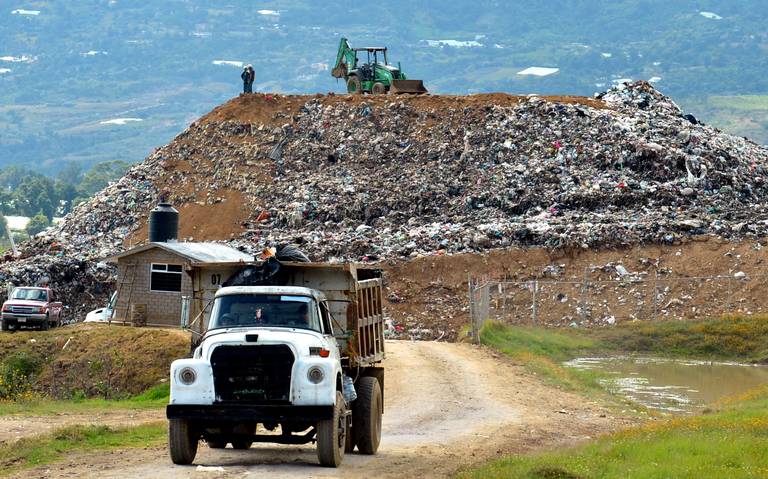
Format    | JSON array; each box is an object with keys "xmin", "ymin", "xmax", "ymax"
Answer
[
  {"xmin": 25, "ymin": 212, "xmax": 51, "ymax": 236},
  {"xmin": 77, "ymin": 160, "xmax": 131, "ymax": 197},
  {"xmin": 56, "ymin": 161, "xmax": 83, "ymax": 185},
  {"xmin": 15, "ymin": 175, "xmax": 56, "ymax": 218},
  {"xmin": 54, "ymin": 180, "xmax": 78, "ymax": 215}
]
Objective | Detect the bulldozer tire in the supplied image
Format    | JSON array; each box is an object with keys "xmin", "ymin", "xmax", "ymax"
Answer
[
  {"xmin": 169, "ymin": 418, "xmax": 198, "ymax": 465},
  {"xmin": 317, "ymin": 391, "xmax": 347, "ymax": 467},
  {"xmin": 347, "ymin": 76, "xmax": 362, "ymax": 95},
  {"xmin": 353, "ymin": 376, "xmax": 382, "ymax": 455},
  {"xmin": 371, "ymin": 82, "xmax": 386, "ymax": 95}
]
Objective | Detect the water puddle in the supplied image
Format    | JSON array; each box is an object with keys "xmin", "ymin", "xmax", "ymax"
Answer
[{"xmin": 565, "ymin": 357, "xmax": 768, "ymax": 413}]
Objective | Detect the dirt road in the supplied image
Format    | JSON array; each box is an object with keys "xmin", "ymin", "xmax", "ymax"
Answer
[{"xmin": 13, "ymin": 341, "xmax": 631, "ymax": 479}]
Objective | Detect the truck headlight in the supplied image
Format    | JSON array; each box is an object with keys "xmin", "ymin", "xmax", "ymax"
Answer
[
  {"xmin": 178, "ymin": 367, "xmax": 197, "ymax": 385},
  {"xmin": 307, "ymin": 366, "xmax": 325, "ymax": 384}
]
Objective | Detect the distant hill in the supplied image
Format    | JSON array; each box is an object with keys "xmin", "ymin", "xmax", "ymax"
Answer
[{"xmin": 1, "ymin": 0, "xmax": 767, "ymax": 172}]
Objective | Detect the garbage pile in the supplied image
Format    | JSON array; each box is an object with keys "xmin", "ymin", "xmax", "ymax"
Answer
[
  {"xmin": 1, "ymin": 81, "xmax": 767, "ymax": 322},
  {"xmin": 248, "ymin": 81, "xmax": 768, "ymax": 258}
]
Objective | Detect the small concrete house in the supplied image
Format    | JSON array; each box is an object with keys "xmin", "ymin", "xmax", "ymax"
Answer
[{"xmin": 106, "ymin": 242, "xmax": 253, "ymax": 328}]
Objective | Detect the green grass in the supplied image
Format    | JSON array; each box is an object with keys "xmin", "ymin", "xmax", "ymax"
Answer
[
  {"xmin": 480, "ymin": 322, "xmax": 602, "ymax": 392},
  {"xmin": 0, "ymin": 383, "xmax": 169, "ymax": 417},
  {"xmin": 708, "ymin": 95, "xmax": 768, "ymax": 111},
  {"xmin": 0, "ymin": 422, "xmax": 167, "ymax": 477},
  {"xmin": 589, "ymin": 316, "xmax": 768, "ymax": 362},
  {"xmin": 459, "ymin": 388, "xmax": 768, "ymax": 479}
]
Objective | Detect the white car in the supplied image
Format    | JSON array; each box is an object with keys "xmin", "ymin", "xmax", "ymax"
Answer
[{"xmin": 84, "ymin": 292, "xmax": 116, "ymax": 323}]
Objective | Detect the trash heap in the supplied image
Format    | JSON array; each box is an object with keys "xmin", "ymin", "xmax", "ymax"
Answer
[
  {"xmin": 1, "ymin": 81, "xmax": 767, "ymax": 320},
  {"xmin": 250, "ymin": 81, "xmax": 768, "ymax": 258}
]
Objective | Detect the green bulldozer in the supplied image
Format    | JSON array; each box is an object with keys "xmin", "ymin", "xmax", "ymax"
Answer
[{"xmin": 331, "ymin": 37, "xmax": 428, "ymax": 95}]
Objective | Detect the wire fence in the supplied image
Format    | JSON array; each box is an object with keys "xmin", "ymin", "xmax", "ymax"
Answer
[{"xmin": 469, "ymin": 271, "xmax": 767, "ymax": 343}]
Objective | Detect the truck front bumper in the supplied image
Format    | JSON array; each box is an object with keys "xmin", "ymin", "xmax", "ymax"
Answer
[
  {"xmin": 2, "ymin": 313, "xmax": 47, "ymax": 326},
  {"xmin": 166, "ymin": 404, "xmax": 334, "ymax": 423}
]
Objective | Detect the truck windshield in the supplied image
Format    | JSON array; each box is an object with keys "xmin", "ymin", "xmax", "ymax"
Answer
[
  {"xmin": 11, "ymin": 289, "xmax": 47, "ymax": 301},
  {"xmin": 209, "ymin": 295, "xmax": 321, "ymax": 332}
]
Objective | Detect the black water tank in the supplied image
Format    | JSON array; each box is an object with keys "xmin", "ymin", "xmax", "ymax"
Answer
[{"xmin": 148, "ymin": 202, "xmax": 179, "ymax": 242}]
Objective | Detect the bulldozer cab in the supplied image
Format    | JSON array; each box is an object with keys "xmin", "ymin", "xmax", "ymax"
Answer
[{"xmin": 354, "ymin": 48, "xmax": 389, "ymax": 81}]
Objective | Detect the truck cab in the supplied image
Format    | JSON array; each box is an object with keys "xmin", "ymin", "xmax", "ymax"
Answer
[{"xmin": 167, "ymin": 263, "xmax": 385, "ymax": 468}]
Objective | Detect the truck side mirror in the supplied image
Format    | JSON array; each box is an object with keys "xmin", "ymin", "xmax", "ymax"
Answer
[{"xmin": 320, "ymin": 302, "xmax": 333, "ymax": 335}]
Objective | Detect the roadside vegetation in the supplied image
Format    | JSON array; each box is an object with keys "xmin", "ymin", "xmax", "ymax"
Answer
[
  {"xmin": 0, "ymin": 422, "xmax": 166, "ymax": 477},
  {"xmin": 482, "ymin": 315, "xmax": 768, "ymax": 368},
  {"xmin": 460, "ymin": 386, "xmax": 768, "ymax": 479},
  {"xmin": 474, "ymin": 318, "xmax": 768, "ymax": 479},
  {"xmin": 0, "ymin": 324, "xmax": 188, "ymax": 403},
  {"xmin": 479, "ymin": 322, "xmax": 603, "ymax": 392},
  {"xmin": 0, "ymin": 383, "xmax": 169, "ymax": 416}
]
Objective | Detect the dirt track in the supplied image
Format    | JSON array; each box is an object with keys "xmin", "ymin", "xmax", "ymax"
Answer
[{"xmin": 12, "ymin": 341, "xmax": 631, "ymax": 479}]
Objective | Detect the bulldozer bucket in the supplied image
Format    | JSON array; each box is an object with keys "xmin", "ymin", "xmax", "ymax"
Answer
[{"xmin": 390, "ymin": 79, "xmax": 428, "ymax": 94}]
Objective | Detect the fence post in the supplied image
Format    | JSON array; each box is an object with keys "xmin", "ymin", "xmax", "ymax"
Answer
[
  {"xmin": 580, "ymin": 267, "xmax": 589, "ymax": 321},
  {"xmin": 726, "ymin": 276, "xmax": 733, "ymax": 317},
  {"xmin": 468, "ymin": 275, "xmax": 476, "ymax": 343},
  {"xmin": 653, "ymin": 270, "xmax": 658, "ymax": 322},
  {"xmin": 500, "ymin": 282, "xmax": 507, "ymax": 323},
  {"xmin": 531, "ymin": 280, "xmax": 538, "ymax": 325}
]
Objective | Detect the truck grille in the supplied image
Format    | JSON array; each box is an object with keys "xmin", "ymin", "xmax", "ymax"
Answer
[
  {"xmin": 211, "ymin": 345, "xmax": 294, "ymax": 404},
  {"xmin": 9, "ymin": 306, "xmax": 36, "ymax": 314}
]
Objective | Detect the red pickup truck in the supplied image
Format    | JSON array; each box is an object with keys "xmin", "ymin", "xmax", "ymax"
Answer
[{"xmin": 1, "ymin": 287, "xmax": 63, "ymax": 331}]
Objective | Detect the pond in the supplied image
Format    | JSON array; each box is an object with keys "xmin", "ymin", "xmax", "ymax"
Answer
[{"xmin": 565, "ymin": 357, "xmax": 768, "ymax": 413}]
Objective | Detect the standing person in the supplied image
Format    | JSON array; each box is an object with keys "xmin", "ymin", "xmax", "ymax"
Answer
[{"xmin": 241, "ymin": 64, "xmax": 254, "ymax": 93}]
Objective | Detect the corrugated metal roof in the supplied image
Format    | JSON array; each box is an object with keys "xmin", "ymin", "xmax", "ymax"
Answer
[
  {"xmin": 106, "ymin": 242, "xmax": 253, "ymax": 264},
  {"xmin": 158, "ymin": 242, "xmax": 254, "ymax": 263}
]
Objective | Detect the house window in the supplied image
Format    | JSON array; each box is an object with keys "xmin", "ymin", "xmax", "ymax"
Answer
[{"xmin": 150, "ymin": 263, "xmax": 183, "ymax": 292}]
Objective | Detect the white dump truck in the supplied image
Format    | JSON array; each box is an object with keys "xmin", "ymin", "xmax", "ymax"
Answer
[{"xmin": 166, "ymin": 262, "xmax": 385, "ymax": 467}]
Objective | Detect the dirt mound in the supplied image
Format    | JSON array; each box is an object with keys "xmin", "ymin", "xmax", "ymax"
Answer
[
  {"xmin": 200, "ymin": 92, "xmax": 607, "ymax": 126},
  {"xmin": 0, "ymin": 324, "xmax": 189, "ymax": 399}
]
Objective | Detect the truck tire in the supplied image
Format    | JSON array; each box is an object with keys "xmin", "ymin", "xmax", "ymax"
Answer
[
  {"xmin": 206, "ymin": 439, "xmax": 226, "ymax": 449},
  {"xmin": 231, "ymin": 440, "xmax": 252, "ymax": 450},
  {"xmin": 40, "ymin": 315, "xmax": 49, "ymax": 331},
  {"xmin": 371, "ymin": 82, "xmax": 386, "ymax": 95},
  {"xmin": 317, "ymin": 391, "xmax": 346, "ymax": 467},
  {"xmin": 0, "ymin": 320, "xmax": 7, "ymax": 332},
  {"xmin": 347, "ymin": 76, "xmax": 362, "ymax": 95},
  {"xmin": 169, "ymin": 418, "xmax": 198, "ymax": 465},
  {"xmin": 354, "ymin": 376, "xmax": 382, "ymax": 455},
  {"xmin": 344, "ymin": 416, "xmax": 356, "ymax": 453}
]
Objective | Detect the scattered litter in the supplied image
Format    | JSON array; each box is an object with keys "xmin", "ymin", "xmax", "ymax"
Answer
[{"xmin": 195, "ymin": 465, "xmax": 225, "ymax": 472}]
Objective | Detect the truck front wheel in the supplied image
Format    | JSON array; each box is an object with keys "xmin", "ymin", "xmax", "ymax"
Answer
[
  {"xmin": 354, "ymin": 376, "xmax": 382, "ymax": 454},
  {"xmin": 169, "ymin": 418, "xmax": 198, "ymax": 465},
  {"xmin": 317, "ymin": 391, "xmax": 346, "ymax": 467}
]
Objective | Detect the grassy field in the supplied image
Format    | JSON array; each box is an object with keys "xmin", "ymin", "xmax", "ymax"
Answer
[
  {"xmin": 479, "ymin": 322, "xmax": 604, "ymax": 392},
  {"xmin": 470, "ymin": 319, "xmax": 768, "ymax": 479},
  {"xmin": 708, "ymin": 95, "xmax": 768, "ymax": 111},
  {"xmin": 479, "ymin": 316, "xmax": 768, "ymax": 394},
  {"xmin": 0, "ymin": 324, "xmax": 189, "ymax": 401},
  {"xmin": 588, "ymin": 316, "xmax": 768, "ymax": 362},
  {"xmin": 459, "ymin": 387, "xmax": 768, "ymax": 479},
  {"xmin": 0, "ymin": 383, "xmax": 169, "ymax": 416},
  {"xmin": 0, "ymin": 422, "xmax": 166, "ymax": 477},
  {"xmin": 681, "ymin": 95, "xmax": 768, "ymax": 144}
]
